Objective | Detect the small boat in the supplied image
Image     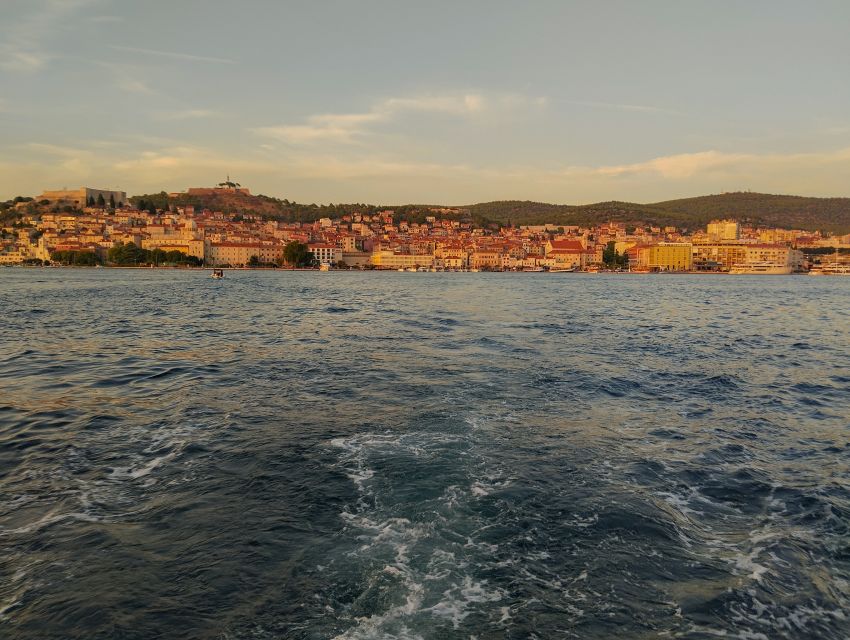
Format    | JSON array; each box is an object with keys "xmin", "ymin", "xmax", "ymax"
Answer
[
  {"xmin": 548, "ymin": 266, "xmax": 575, "ymax": 273},
  {"xmin": 211, "ymin": 269, "xmax": 224, "ymax": 279},
  {"xmin": 319, "ymin": 263, "xmax": 331, "ymax": 271},
  {"xmin": 523, "ymin": 266, "xmax": 544, "ymax": 272},
  {"xmin": 809, "ymin": 264, "xmax": 850, "ymax": 275}
]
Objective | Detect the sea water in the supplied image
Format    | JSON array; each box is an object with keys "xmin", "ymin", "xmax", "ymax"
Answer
[{"xmin": 1, "ymin": 269, "xmax": 848, "ymax": 639}]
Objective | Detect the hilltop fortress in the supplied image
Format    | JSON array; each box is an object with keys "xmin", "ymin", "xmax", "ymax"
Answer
[{"xmin": 171, "ymin": 176, "xmax": 251, "ymax": 198}]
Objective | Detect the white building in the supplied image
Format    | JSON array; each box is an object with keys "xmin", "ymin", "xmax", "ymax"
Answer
[
  {"xmin": 707, "ymin": 220, "xmax": 741, "ymax": 242},
  {"xmin": 308, "ymin": 243, "xmax": 342, "ymax": 265}
]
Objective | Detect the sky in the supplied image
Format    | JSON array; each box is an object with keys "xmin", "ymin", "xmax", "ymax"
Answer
[{"xmin": 1, "ymin": 0, "xmax": 849, "ymax": 204}]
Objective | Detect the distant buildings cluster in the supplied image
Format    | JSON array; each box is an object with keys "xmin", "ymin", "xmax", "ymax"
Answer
[{"xmin": 2, "ymin": 182, "xmax": 850, "ymax": 274}]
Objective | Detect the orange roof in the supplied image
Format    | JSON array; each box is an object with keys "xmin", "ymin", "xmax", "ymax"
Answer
[{"xmin": 549, "ymin": 240, "xmax": 585, "ymax": 252}]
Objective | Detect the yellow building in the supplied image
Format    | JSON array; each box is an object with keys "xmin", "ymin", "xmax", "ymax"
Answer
[
  {"xmin": 638, "ymin": 243, "xmax": 693, "ymax": 271},
  {"xmin": 142, "ymin": 237, "xmax": 205, "ymax": 259},
  {"xmin": 693, "ymin": 244, "xmax": 747, "ymax": 271},
  {"xmin": 370, "ymin": 250, "xmax": 435, "ymax": 269},
  {"xmin": 470, "ymin": 250, "xmax": 501, "ymax": 270},
  {"xmin": 207, "ymin": 242, "xmax": 283, "ymax": 266}
]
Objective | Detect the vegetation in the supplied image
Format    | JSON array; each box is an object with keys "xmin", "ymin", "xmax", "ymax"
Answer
[
  {"xmin": 124, "ymin": 189, "xmax": 850, "ymax": 234},
  {"xmin": 601, "ymin": 241, "xmax": 629, "ymax": 268},
  {"xmin": 801, "ymin": 246, "xmax": 850, "ymax": 256},
  {"xmin": 282, "ymin": 241, "xmax": 312, "ymax": 267},
  {"xmin": 50, "ymin": 250, "xmax": 101, "ymax": 266},
  {"xmin": 460, "ymin": 192, "xmax": 850, "ymax": 234},
  {"xmin": 130, "ymin": 192, "xmax": 171, "ymax": 212},
  {"xmin": 107, "ymin": 242, "xmax": 201, "ymax": 266}
]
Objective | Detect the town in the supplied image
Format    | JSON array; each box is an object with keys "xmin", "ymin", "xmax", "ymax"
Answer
[{"xmin": 2, "ymin": 180, "xmax": 849, "ymax": 275}]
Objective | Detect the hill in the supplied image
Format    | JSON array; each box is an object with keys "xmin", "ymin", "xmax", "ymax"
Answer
[
  {"xmin": 125, "ymin": 190, "xmax": 850, "ymax": 234},
  {"xmin": 648, "ymin": 192, "xmax": 850, "ymax": 233},
  {"xmin": 461, "ymin": 193, "xmax": 850, "ymax": 234}
]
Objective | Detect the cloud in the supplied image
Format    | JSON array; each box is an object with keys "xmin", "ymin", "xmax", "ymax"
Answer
[
  {"xmin": 110, "ymin": 45, "xmax": 235, "ymax": 65},
  {"xmin": 287, "ymin": 155, "xmax": 476, "ymax": 180},
  {"xmin": 23, "ymin": 142, "xmax": 82, "ymax": 158},
  {"xmin": 564, "ymin": 99, "xmax": 679, "ymax": 115},
  {"xmin": 571, "ymin": 148, "xmax": 850, "ymax": 180},
  {"xmin": 586, "ymin": 150, "xmax": 751, "ymax": 178},
  {"xmin": 0, "ymin": 0, "xmax": 99, "ymax": 73},
  {"xmin": 115, "ymin": 77, "xmax": 156, "ymax": 95},
  {"xmin": 155, "ymin": 109, "xmax": 219, "ymax": 120},
  {"xmin": 5, "ymin": 133, "xmax": 850, "ymax": 205},
  {"xmin": 252, "ymin": 92, "xmax": 542, "ymax": 145},
  {"xmin": 382, "ymin": 94, "xmax": 485, "ymax": 114}
]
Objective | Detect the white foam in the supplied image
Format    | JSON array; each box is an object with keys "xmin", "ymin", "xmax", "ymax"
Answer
[{"xmin": 734, "ymin": 547, "xmax": 770, "ymax": 582}]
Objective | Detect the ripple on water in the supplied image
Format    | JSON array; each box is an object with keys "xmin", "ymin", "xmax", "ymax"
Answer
[{"xmin": 0, "ymin": 270, "xmax": 848, "ymax": 639}]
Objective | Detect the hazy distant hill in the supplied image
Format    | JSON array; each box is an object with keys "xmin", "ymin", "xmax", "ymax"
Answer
[
  {"xmin": 649, "ymin": 192, "xmax": 850, "ymax": 233},
  {"xmin": 124, "ymin": 190, "xmax": 850, "ymax": 234},
  {"xmin": 462, "ymin": 192, "xmax": 850, "ymax": 234}
]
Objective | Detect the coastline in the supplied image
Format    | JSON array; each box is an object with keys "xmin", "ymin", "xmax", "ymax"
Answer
[{"xmin": 3, "ymin": 264, "xmax": 816, "ymax": 275}]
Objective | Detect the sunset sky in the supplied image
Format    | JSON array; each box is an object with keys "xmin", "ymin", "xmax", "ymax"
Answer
[{"xmin": 1, "ymin": 0, "xmax": 849, "ymax": 204}]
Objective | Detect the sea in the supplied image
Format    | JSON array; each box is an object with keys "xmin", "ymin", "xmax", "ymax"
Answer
[{"xmin": 0, "ymin": 268, "xmax": 848, "ymax": 640}]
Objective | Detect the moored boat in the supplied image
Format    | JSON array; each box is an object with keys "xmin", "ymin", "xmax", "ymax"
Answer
[{"xmin": 729, "ymin": 262, "xmax": 792, "ymax": 275}]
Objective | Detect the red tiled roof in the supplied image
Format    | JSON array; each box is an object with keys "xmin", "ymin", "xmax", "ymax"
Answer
[{"xmin": 549, "ymin": 240, "xmax": 585, "ymax": 252}]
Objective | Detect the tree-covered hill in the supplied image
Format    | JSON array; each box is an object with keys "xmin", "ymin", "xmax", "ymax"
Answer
[
  {"xmin": 124, "ymin": 190, "xmax": 850, "ymax": 234},
  {"xmin": 460, "ymin": 192, "xmax": 850, "ymax": 233},
  {"xmin": 648, "ymin": 192, "xmax": 850, "ymax": 233}
]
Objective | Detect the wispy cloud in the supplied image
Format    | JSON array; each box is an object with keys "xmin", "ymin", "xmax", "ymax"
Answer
[
  {"xmin": 0, "ymin": 0, "xmax": 98, "ymax": 73},
  {"xmin": 555, "ymin": 147, "xmax": 850, "ymax": 184},
  {"xmin": 253, "ymin": 92, "xmax": 544, "ymax": 145},
  {"xmin": 110, "ymin": 45, "xmax": 235, "ymax": 65},
  {"xmin": 23, "ymin": 142, "xmax": 88, "ymax": 157},
  {"xmin": 115, "ymin": 77, "xmax": 156, "ymax": 95},
  {"xmin": 87, "ymin": 15, "xmax": 123, "ymax": 23},
  {"xmin": 564, "ymin": 99, "xmax": 679, "ymax": 115},
  {"xmin": 90, "ymin": 60, "xmax": 159, "ymax": 96},
  {"xmin": 587, "ymin": 150, "xmax": 750, "ymax": 178},
  {"xmin": 154, "ymin": 109, "xmax": 219, "ymax": 120}
]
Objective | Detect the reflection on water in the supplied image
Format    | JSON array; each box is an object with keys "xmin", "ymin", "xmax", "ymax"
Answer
[{"xmin": 1, "ymin": 269, "xmax": 848, "ymax": 639}]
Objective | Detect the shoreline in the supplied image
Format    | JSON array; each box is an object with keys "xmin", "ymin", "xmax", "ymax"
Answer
[{"xmin": 3, "ymin": 265, "xmax": 816, "ymax": 275}]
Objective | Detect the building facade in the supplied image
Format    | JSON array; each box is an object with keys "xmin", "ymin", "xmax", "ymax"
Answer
[{"xmin": 40, "ymin": 187, "xmax": 127, "ymax": 208}]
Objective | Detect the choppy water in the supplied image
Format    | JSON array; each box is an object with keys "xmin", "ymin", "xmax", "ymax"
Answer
[{"xmin": 1, "ymin": 269, "xmax": 848, "ymax": 640}]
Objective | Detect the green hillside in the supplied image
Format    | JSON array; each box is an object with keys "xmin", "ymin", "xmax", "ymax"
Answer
[
  {"xmin": 461, "ymin": 192, "xmax": 850, "ymax": 233},
  {"xmin": 123, "ymin": 190, "xmax": 850, "ymax": 234}
]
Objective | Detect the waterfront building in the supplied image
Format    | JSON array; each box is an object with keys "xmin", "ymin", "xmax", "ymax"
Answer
[
  {"xmin": 370, "ymin": 250, "xmax": 435, "ymax": 269},
  {"xmin": 470, "ymin": 250, "xmax": 501, "ymax": 270},
  {"xmin": 545, "ymin": 239, "xmax": 588, "ymax": 269},
  {"xmin": 339, "ymin": 251, "xmax": 371, "ymax": 267},
  {"xmin": 693, "ymin": 244, "xmax": 747, "ymax": 271},
  {"xmin": 308, "ymin": 244, "xmax": 342, "ymax": 265},
  {"xmin": 207, "ymin": 242, "xmax": 283, "ymax": 266},
  {"xmin": 638, "ymin": 243, "xmax": 694, "ymax": 271},
  {"xmin": 737, "ymin": 244, "xmax": 804, "ymax": 272}
]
